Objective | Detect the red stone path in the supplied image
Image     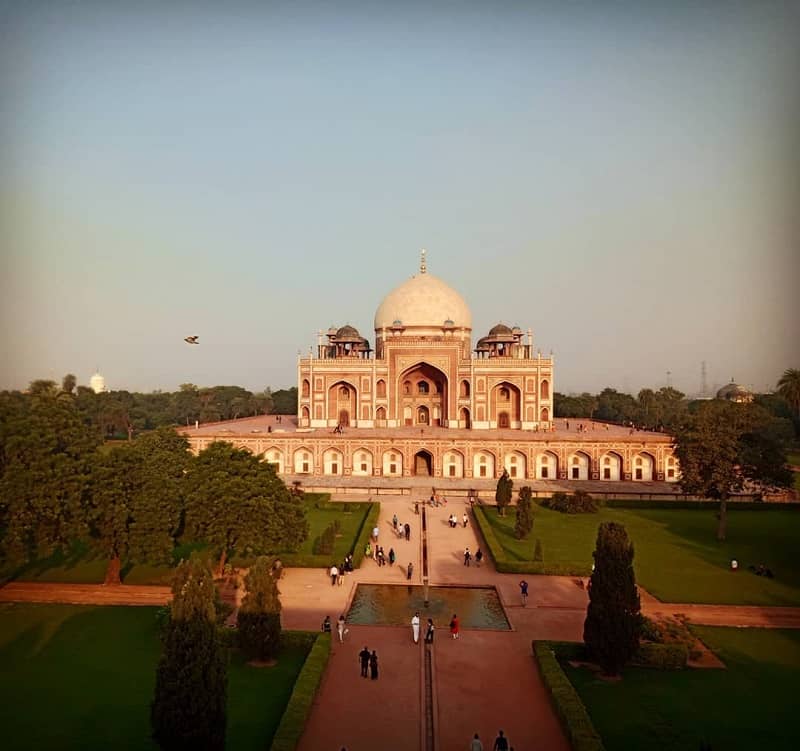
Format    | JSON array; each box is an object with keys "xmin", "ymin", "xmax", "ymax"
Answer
[{"xmin": 3, "ymin": 494, "xmax": 800, "ymax": 751}]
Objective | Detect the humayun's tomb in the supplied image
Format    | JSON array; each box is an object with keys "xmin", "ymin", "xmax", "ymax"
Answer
[{"xmin": 183, "ymin": 252, "xmax": 679, "ymax": 492}]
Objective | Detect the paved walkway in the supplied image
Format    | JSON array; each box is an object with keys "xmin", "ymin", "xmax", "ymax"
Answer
[{"xmin": 4, "ymin": 494, "xmax": 800, "ymax": 751}]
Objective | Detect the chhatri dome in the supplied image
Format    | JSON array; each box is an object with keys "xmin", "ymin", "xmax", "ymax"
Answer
[{"xmin": 373, "ymin": 250, "xmax": 472, "ymax": 332}]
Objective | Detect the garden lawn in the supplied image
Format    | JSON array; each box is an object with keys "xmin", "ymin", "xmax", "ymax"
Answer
[
  {"xmin": 565, "ymin": 627, "xmax": 800, "ymax": 751},
  {"xmin": 0, "ymin": 603, "xmax": 309, "ymax": 751},
  {"xmin": 477, "ymin": 505, "xmax": 800, "ymax": 605},
  {"xmin": 280, "ymin": 499, "xmax": 372, "ymax": 564}
]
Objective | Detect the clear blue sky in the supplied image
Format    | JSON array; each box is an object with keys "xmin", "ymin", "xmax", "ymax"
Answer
[{"xmin": 2, "ymin": 1, "xmax": 798, "ymax": 396}]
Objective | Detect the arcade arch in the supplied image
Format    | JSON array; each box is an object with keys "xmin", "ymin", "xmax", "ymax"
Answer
[
  {"xmin": 633, "ymin": 452, "xmax": 654, "ymax": 481},
  {"xmin": 567, "ymin": 451, "xmax": 591, "ymax": 481},
  {"xmin": 443, "ymin": 449, "xmax": 464, "ymax": 478},
  {"xmin": 599, "ymin": 452, "xmax": 622, "ymax": 481},
  {"xmin": 383, "ymin": 449, "xmax": 403, "ymax": 477},
  {"xmin": 353, "ymin": 448, "xmax": 373, "ymax": 476},
  {"xmin": 536, "ymin": 451, "xmax": 558, "ymax": 479},
  {"xmin": 263, "ymin": 447, "xmax": 284, "ymax": 474},
  {"xmin": 473, "ymin": 450, "xmax": 496, "ymax": 479},
  {"xmin": 322, "ymin": 448, "xmax": 344, "ymax": 475},
  {"xmin": 504, "ymin": 450, "xmax": 527, "ymax": 479}
]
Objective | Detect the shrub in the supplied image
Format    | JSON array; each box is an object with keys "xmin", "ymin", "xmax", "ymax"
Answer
[
  {"xmin": 496, "ymin": 470, "xmax": 513, "ymax": 516},
  {"xmin": 533, "ymin": 641, "xmax": 605, "ymax": 751},
  {"xmin": 534, "ymin": 538, "xmax": 543, "ymax": 562},
  {"xmin": 312, "ymin": 523, "xmax": 336, "ymax": 556},
  {"xmin": 270, "ymin": 633, "xmax": 332, "ymax": 751},
  {"xmin": 541, "ymin": 491, "xmax": 597, "ymax": 514},
  {"xmin": 631, "ymin": 642, "xmax": 688, "ymax": 670},
  {"xmin": 279, "ymin": 630, "xmax": 318, "ymax": 652}
]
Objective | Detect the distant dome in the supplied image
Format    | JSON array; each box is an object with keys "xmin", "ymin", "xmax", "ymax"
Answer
[
  {"xmin": 716, "ymin": 381, "xmax": 752, "ymax": 403},
  {"xmin": 90, "ymin": 372, "xmax": 106, "ymax": 394},
  {"xmin": 335, "ymin": 325, "xmax": 362, "ymax": 341},
  {"xmin": 374, "ymin": 271, "xmax": 472, "ymax": 331},
  {"xmin": 488, "ymin": 323, "xmax": 513, "ymax": 337},
  {"xmin": 475, "ymin": 337, "xmax": 490, "ymax": 351}
]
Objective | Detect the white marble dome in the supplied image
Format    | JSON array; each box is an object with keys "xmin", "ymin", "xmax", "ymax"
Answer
[
  {"xmin": 374, "ymin": 272, "xmax": 472, "ymax": 331},
  {"xmin": 90, "ymin": 372, "xmax": 107, "ymax": 394}
]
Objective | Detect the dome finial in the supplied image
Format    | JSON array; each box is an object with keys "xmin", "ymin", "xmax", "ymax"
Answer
[{"xmin": 419, "ymin": 248, "xmax": 427, "ymax": 274}]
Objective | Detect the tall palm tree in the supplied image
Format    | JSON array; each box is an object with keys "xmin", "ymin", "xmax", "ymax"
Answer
[{"xmin": 776, "ymin": 368, "xmax": 800, "ymax": 417}]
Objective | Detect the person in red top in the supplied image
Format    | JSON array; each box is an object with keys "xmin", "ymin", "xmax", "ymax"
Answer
[{"xmin": 449, "ymin": 613, "xmax": 460, "ymax": 639}]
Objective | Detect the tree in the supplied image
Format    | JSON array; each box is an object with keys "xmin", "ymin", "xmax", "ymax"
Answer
[
  {"xmin": 0, "ymin": 391, "xmax": 100, "ymax": 563},
  {"xmin": 184, "ymin": 442, "xmax": 308, "ymax": 576},
  {"xmin": 90, "ymin": 428, "xmax": 190, "ymax": 584},
  {"xmin": 151, "ymin": 556, "xmax": 227, "ymax": 751},
  {"xmin": 583, "ymin": 522, "xmax": 641, "ymax": 676},
  {"xmin": 495, "ymin": 469, "xmax": 513, "ymax": 516},
  {"xmin": 514, "ymin": 486, "xmax": 534, "ymax": 540},
  {"xmin": 270, "ymin": 387, "xmax": 298, "ymax": 415},
  {"xmin": 61, "ymin": 373, "xmax": 77, "ymax": 395},
  {"xmin": 673, "ymin": 401, "xmax": 792, "ymax": 540},
  {"xmin": 237, "ymin": 556, "xmax": 282, "ymax": 662},
  {"xmin": 777, "ymin": 368, "xmax": 800, "ymax": 419}
]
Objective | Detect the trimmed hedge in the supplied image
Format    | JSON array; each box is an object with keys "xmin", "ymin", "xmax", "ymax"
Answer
[
  {"xmin": 473, "ymin": 506, "xmax": 591, "ymax": 575},
  {"xmin": 270, "ymin": 632, "xmax": 332, "ymax": 751},
  {"xmin": 351, "ymin": 502, "xmax": 381, "ymax": 569},
  {"xmin": 533, "ymin": 641, "xmax": 605, "ymax": 751},
  {"xmin": 279, "ymin": 630, "xmax": 318, "ymax": 652},
  {"xmin": 631, "ymin": 642, "xmax": 688, "ymax": 670}
]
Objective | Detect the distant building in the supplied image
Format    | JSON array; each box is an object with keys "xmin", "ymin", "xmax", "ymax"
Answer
[
  {"xmin": 716, "ymin": 380, "xmax": 753, "ymax": 404},
  {"xmin": 89, "ymin": 371, "xmax": 107, "ymax": 394}
]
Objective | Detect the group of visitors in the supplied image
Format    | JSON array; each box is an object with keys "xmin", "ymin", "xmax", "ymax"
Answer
[
  {"xmin": 469, "ymin": 730, "xmax": 513, "ymax": 751},
  {"xmin": 448, "ymin": 512, "xmax": 469, "ymax": 528},
  {"xmin": 429, "ymin": 493, "xmax": 447, "ymax": 507},
  {"xmin": 329, "ymin": 553, "xmax": 356, "ymax": 586},
  {"xmin": 410, "ymin": 611, "xmax": 435, "ymax": 643},
  {"xmin": 332, "ymin": 422, "xmax": 346, "ymax": 434},
  {"xmin": 358, "ymin": 646, "xmax": 379, "ymax": 680}
]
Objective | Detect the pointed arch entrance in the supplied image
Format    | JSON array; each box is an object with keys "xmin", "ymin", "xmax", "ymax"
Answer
[
  {"xmin": 397, "ymin": 362, "xmax": 449, "ymax": 427},
  {"xmin": 414, "ymin": 450, "xmax": 433, "ymax": 476}
]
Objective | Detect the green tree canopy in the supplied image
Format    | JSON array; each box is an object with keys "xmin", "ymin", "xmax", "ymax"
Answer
[
  {"xmin": 777, "ymin": 368, "xmax": 800, "ymax": 419},
  {"xmin": 495, "ymin": 469, "xmax": 513, "ymax": 516},
  {"xmin": 90, "ymin": 427, "xmax": 191, "ymax": 583},
  {"xmin": 152, "ymin": 555, "xmax": 227, "ymax": 750},
  {"xmin": 514, "ymin": 486, "xmax": 534, "ymax": 540},
  {"xmin": 238, "ymin": 556, "xmax": 282, "ymax": 661},
  {"xmin": 583, "ymin": 522, "xmax": 641, "ymax": 676},
  {"xmin": 0, "ymin": 391, "xmax": 100, "ymax": 563},
  {"xmin": 184, "ymin": 442, "xmax": 308, "ymax": 574},
  {"xmin": 673, "ymin": 400, "xmax": 793, "ymax": 539}
]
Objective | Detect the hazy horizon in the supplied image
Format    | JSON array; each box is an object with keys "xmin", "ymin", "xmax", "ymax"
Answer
[{"xmin": 2, "ymin": 1, "xmax": 799, "ymax": 397}]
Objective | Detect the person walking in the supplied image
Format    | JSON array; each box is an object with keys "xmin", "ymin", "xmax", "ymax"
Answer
[
  {"xmin": 359, "ymin": 646, "xmax": 371, "ymax": 678},
  {"xmin": 464, "ymin": 547, "xmax": 471, "ymax": 566},
  {"xmin": 493, "ymin": 730, "xmax": 509, "ymax": 751},
  {"xmin": 321, "ymin": 615, "xmax": 332, "ymax": 633},
  {"xmin": 449, "ymin": 613, "xmax": 460, "ymax": 640},
  {"xmin": 470, "ymin": 733, "xmax": 484, "ymax": 751},
  {"xmin": 519, "ymin": 579, "xmax": 529, "ymax": 606},
  {"xmin": 337, "ymin": 614, "xmax": 346, "ymax": 643},
  {"xmin": 373, "ymin": 524, "xmax": 380, "ymax": 543},
  {"xmin": 425, "ymin": 618, "xmax": 435, "ymax": 643},
  {"xmin": 369, "ymin": 650, "xmax": 379, "ymax": 680},
  {"xmin": 330, "ymin": 564, "xmax": 339, "ymax": 586},
  {"xmin": 404, "ymin": 522, "xmax": 411, "ymax": 541},
  {"xmin": 462, "ymin": 512, "xmax": 469, "ymax": 528},
  {"xmin": 388, "ymin": 547, "xmax": 396, "ymax": 565},
  {"xmin": 475, "ymin": 548, "xmax": 483, "ymax": 567},
  {"xmin": 407, "ymin": 561, "xmax": 414, "ymax": 581},
  {"xmin": 412, "ymin": 611, "xmax": 420, "ymax": 643},
  {"xmin": 392, "ymin": 513, "xmax": 398, "ymax": 531}
]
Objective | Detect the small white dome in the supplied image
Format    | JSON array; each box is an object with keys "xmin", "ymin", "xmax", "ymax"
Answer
[
  {"xmin": 374, "ymin": 272, "xmax": 472, "ymax": 331},
  {"xmin": 90, "ymin": 372, "xmax": 106, "ymax": 394}
]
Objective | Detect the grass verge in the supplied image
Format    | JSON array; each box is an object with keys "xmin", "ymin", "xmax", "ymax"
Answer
[
  {"xmin": 269, "ymin": 632, "xmax": 332, "ymax": 751},
  {"xmin": 533, "ymin": 641, "xmax": 605, "ymax": 751}
]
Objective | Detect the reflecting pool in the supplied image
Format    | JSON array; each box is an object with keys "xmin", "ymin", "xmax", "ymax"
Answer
[{"xmin": 347, "ymin": 584, "xmax": 510, "ymax": 630}]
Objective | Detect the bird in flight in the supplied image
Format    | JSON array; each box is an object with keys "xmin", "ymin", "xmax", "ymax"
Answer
[{"xmin": 184, "ymin": 336, "xmax": 199, "ymax": 345}]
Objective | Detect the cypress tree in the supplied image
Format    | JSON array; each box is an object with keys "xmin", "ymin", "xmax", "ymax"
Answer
[
  {"xmin": 514, "ymin": 486, "xmax": 534, "ymax": 540},
  {"xmin": 583, "ymin": 522, "xmax": 641, "ymax": 676},
  {"xmin": 495, "ymin": 469, "xmax": 513, "ymax": 516},
  {"xmin": 237, "ymin": 556, "xmax": 282, "ymax": 662},
  {"xmin": 152, "ymin": 556, "xmax": 227, "ymax": 750}
]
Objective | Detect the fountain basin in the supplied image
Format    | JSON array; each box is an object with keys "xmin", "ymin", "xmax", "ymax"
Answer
[{"xmin": 347, "ymin": 584, "xmax": 510, "ymax": 630}]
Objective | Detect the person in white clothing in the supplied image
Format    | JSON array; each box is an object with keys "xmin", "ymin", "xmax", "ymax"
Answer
[
  {"xmin": 470, "ymin": 733, "xmax": 484, "ymax": 751},
  {"xmin": 411, "ymin": 612, "xmax": 420, "ymax": 643},
  {"xmin": 337, "ymin": 614, "xmax": 346, "ymax": 643}
]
